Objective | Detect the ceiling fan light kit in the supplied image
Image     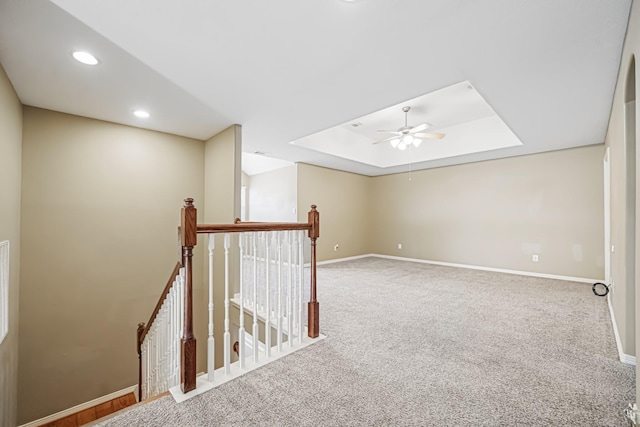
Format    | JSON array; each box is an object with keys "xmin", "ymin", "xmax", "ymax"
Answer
[{"xmin": 376, "ymin": 106, "xmax": 445, "ymax": 150}]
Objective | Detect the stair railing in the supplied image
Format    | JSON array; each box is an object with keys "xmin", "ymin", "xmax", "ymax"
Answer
[
  {"xmin": 138, "ymin": 198, "xmax": 320, "ymax": 400},
  {"xmin": 136, "ymin": 262, "xmax": 184, "ymax": 401}
]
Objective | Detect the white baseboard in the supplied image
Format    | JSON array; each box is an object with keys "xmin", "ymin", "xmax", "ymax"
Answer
[
  {"xmin": 370, "ymin": 254, "xmax": 603, "ymax": 284},
  {"xmin": 621, "ymin": 353, "xmax": 637, "ymax": 365},
  {"xmin": 607, "ymin": 292, "xmax": 637, "ymax": 366},
  {"xmin": 19, "ymin": 384, "xmax": 138, "ymax": 427}
]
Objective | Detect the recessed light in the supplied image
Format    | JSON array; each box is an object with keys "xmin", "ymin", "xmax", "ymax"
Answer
[
  {"xmin": 133, "ymin": 110, "xmax": 150, "ymax": 118},
  {"xmin": 72, "ymin": 51, "xmax": 99, "ymax": 65}
]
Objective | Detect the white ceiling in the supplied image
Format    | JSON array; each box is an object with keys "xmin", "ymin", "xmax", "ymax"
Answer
[
  {"xmin": 291, "ymin": 81, "xmax": 523, "ymax": 169},
  {"xmin": 242, "ymin": 152, "xmax": 293, "ymax": 177},
  {"xmin": 0, "ymin": 0, "xmax": 632, "ymax": 176}
]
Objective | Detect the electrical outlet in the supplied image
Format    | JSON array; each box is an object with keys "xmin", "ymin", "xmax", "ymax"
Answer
[
  {"xmin": 397, "ymin": 243, "xmax": 402, "ymax": 250},
  {"xmin": 532, "ymin": 254, "xmax": 539, "ymax": 262}
]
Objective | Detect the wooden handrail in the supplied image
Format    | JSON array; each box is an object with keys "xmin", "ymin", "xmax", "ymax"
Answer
[
  {"xmin": 197, "ymin": 222, "xmax": 312, "ymax": 234},
  {"xmin": 138, "ymin": 262, "xmax": 182, "ymax": 344}
]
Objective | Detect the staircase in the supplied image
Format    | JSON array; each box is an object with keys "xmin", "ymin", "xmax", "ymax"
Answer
[{"xmin": 137, "ymin": 198, "xmax": 322, "ymax": 402}]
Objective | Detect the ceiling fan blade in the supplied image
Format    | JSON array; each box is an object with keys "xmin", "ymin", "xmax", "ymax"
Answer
[
  {"xmin": 409, "ymin": 123, "xmax": 432, "ymax": 133},
  {"xmin": 373, "ymin": 135, "xmax": 401, "ymax": 145},
  {"xmin": 377, "ymin": 130, "xmax": 402, "ymax": 135},
  {"xmin": 414, "ymin": 132, "xmax": 445, "ymax": 139}
]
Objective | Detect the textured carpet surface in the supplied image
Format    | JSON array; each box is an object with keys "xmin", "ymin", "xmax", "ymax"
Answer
[{"xmin": 98, "ymin": 257, "xmax": 634, "ymax": 426}]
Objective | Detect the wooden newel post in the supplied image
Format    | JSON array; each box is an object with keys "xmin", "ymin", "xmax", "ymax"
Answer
[
  {"xmin": 136, "ymin": 322, "xmax": 145, "ymax": 401},
  {"xmin": 308, "ymin": 205, "xmax": 320, "ymax": 338},
  {"xmin": 180, "ymin": 198, "xmax": 197, "ymax": 394}
]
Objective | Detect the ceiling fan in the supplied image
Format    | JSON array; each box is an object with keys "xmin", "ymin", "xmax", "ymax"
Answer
[{"xmin": 374, "ymin": 106, "xmax": 445, "ymax": 150}]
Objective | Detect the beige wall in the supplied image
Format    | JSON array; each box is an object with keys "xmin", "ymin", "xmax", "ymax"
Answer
[
  {"xmin": 0, "ymin": 64, "xmax": 22, "ymax": 427},
  {"xmin": 297, "ymin": 163, "xmax": 371, "ymax": 261},
  {"xmin": 249, "ymin": 165, "xmax": 297, "ymax": 222},
  {"xmin": 19, "ymin": 107, "xmax": 204, "ymax": 423},
  {"xmin": 371, "ymin": 145, "xmax": 605, "ymax": 280},
  {"xmin": 203, "ymin": 125, "xmax": 241, "ymax": 370},
  {"xmin": 605, "ymin": 0, "xmax": 640, "ymax": 394}
]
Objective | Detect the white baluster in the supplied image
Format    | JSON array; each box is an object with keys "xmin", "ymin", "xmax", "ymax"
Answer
[
  {"xmin": 163, "ymin": 313, "xmax": 167, "ymax": 390},
  {"xmin": 154, "ymin": 316, "xmax": 159, "ymax": 394},
  {"xmin": 147, "ymin": 336, "xmax": 151, "ymax": 398},
  {"xmin": 224, "ymin": 233, "xmax": 231, "ymax": 375},
  {"xmin": 239, "ymin": 233, "xmax": 246, "ymax": 368},
  {"xmin": 160, "ymin": 309, "xmax": 165, "ymax": 390},
  {"xmin": 291, "ymin": 232, "xmax": 297, "ymax": 343},
  {"xmin": 150, "ymin": 326, "xmax": 156, "ymax": 396},
  {"xmin": 158, "ymin": 318, "xmax": 162, "ymax": 394},
  {"xmin": 258, "ymin": 233, "xmax": 264, "ymax": 312},
  {"xmin": 142, "ymin": 340, "xmax": 147, "ymax": 400},
  {"xmin": 238, "ymin": 233, "xmax": 249, "ymax": 306},
  {"xmin": 298, "ymin": 230, "xmax": 304, "ymax": 343},
  {"xmin": 288, "ymin": 230, "xmax": 294, "ymax": 348},
  {"xmin": 146, "ymin": 339, "xmax": 150, "ymax": 399},
  {"xmin": 251, "ymin": 232, "xmax": 259, "ymax": 362},
  {"xmin": 277, "ymin": 231, "xmax": 283, "ymax": 352},
  {"xmin": 159, "ymin": 310, "xmax": 163, "ymax": 392},
  {"xmin": 175, "ymin": 275, "xmax": 179, "ymax": 386},
  {"xmin": 166, "ymin": 302, "xmax": 171, "ymax": 386},
  {"xmin": 155, "ymin": 321, "xmax": 160, "ymax": 395},
  {"xmin": 145, "ymin": 339, "xmax": 149, "ymax": 399},
  {"xmin": 153, "ymin": 325, "xmax": 156, "ymax": 394},
  {"xmin": 166, "ymin": 292, "xmax": 171, "ymax": 390},
  {"xmin": 265, "ymin": 232, "xmax": 272, "ymax": 357},
  {"xmin": 148, "ymin": 338, "xmax": 151, "ymax": 398},
  {"xmin": 159, "ymin": 316, "xmax": 163, "ymax": 395},
  {"xmin": 151, "ymin": 333, "xmax": 154, "ymax": 396},
  {"xmin": 149, "ymin": 327, "xmax": 154, "ymax": 397},
  {"xmin": 207, "ymin": 234, "xmax": 215, "ymax": 382},
  {"xmin": 245, "ymin": 234, "xmax": 251, "ymax": 306},
  {"xmin": 178, "ymin": 269, "xmax": 185, "ymax": 384},
  {"xmin": 169, "ymin": 286, "xmax": 176, "ymax": 387},
  {"xmin": 174, "ymin": 277, "xmax": 179, "ymax": 387},
  {"xmin": 166, "ymin": 292, "xmax": 171, "ymax": 389}
]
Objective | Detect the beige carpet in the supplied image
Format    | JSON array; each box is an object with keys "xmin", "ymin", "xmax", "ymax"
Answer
[{"xmin": 97, "ymin": 257, "xmax": 635, "ymax": 426}]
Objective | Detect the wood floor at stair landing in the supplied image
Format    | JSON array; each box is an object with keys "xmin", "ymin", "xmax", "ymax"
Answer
[{"xmin": 41, "ymin": 393, "xmax": 137, "ymax": 427}]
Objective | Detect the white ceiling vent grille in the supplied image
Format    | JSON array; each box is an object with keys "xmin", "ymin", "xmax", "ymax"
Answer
[{"xmin": 0, "ymin": 240, "xmax": 8, "ymax": 344}]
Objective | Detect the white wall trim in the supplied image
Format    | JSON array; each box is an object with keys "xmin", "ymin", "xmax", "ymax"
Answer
[
  {"xmin": 621, "ymin": 352, "xmax": 637, "ymax": 365},
  {"xmin": 369, "ymin": 254, "xmax": 603, "ymax": 284},
  {"xmin": 607, "ymin": 292, "xmax": 637, "ymax": 366},
  {"xmin": 18, "ymin": 384, "xmax": 138, "ymax": 427}
]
